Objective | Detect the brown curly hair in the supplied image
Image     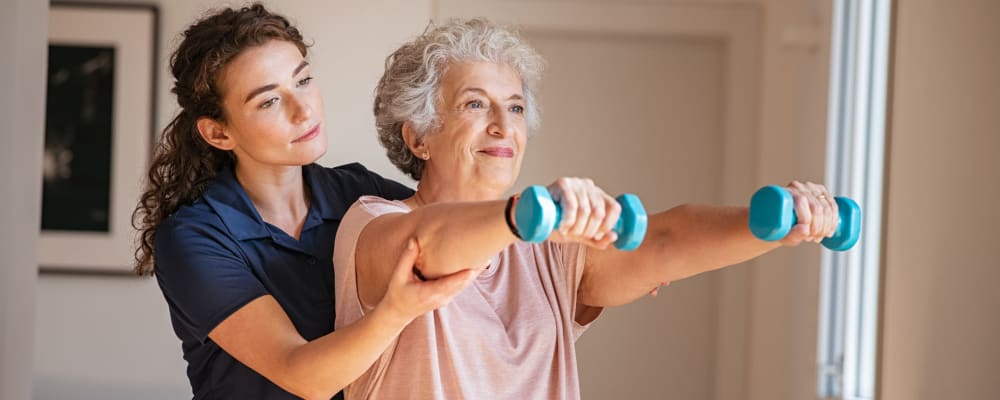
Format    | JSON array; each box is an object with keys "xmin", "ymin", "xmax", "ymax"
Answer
[{"xmin": 132, "ymin": 3, "xmax": 308, "ymax": 275}]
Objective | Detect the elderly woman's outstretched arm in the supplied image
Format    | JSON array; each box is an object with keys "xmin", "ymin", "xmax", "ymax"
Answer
[
  {"xmin": 350, "ymin": 178, "xmax": 620, "ymax": 311},
  {"xmin": 577, "ymin": 181, "xmax": 838, "ymax": 309},
  {"xmin": 352, "ymin": 200, "xmax": 515, "ymax": 308}
]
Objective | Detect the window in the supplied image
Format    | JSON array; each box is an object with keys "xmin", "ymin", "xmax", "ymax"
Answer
[{"xmin": 816, "ymin": 1, "xmax": 891, "ymax": 399}]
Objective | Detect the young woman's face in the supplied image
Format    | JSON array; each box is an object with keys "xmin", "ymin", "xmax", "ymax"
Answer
[
  {"xmin": 214, "ymin": 40, "xmax": 327, "ymax": 167},
  {"xmin": 420, "ymin": 61, "xmax": 528, "ymax": 194}
]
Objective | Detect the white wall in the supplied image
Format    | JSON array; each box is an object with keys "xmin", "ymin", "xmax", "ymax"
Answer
[
  {"xmin": 31, "ymin": 0, "xmax": 834, "ymax": 399},
  {"xmin": 880, "ymin": 1, "xmax": 1000, "ymax": 399},
  {"xmin": 1, "ymin": 0, "xmax": 46, "ymax": 399},
  {"xmin": 33, "ymin": 276, "xmax": 189, "ymax": 400}
]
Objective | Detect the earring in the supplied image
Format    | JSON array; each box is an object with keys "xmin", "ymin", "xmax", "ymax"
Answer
[{"xmin": 421, "ymin": 152, "xmax": 429, "ymax": 160}]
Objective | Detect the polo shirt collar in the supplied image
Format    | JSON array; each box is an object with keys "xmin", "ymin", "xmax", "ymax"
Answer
[
  {"xmin": 202, "ymin": 164, "xmax": 344, "ymax": 241},
  {"xmin": 302, "ymin": 163, "xmax": 347, "ymax": 222},
  {"xmin": 202, "ymin": 167, "xmax": 270, "ymax": 241}
]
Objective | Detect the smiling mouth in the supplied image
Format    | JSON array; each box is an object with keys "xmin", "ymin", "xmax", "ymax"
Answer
[
  {"xmin": 293, "ymin": 125, "xmax": 320, "ymax": 143},
  {"xmin": 479, "ymin": 147, "xmax": 514, "ymax": 158}
]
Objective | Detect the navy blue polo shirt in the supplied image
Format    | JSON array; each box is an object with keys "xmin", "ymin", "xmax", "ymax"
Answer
[{"xmin": 154, "ymin": 163, "xmax": 412, "ymax": 399}]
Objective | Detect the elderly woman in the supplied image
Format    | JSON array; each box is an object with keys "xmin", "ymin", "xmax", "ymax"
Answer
[{"xmin": 334, "ymin": 18, "xmax": 838, "ymax": 399}]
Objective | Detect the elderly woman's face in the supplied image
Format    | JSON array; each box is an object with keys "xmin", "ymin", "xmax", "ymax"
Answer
[{"xmin": 422, "ymin": 61, "xmax": 527, "ymax": 194}]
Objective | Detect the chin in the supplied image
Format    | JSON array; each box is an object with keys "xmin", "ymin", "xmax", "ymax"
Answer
[
  {"xmin": 304, "ymin": 150, "xmax": 327, "ymax": 165},
  {"xmin": 283, "ymin": 148, "xmax": 326, "ymax": 167},
  {"xmin": 301, "ymin": 137, "xmax": 329, "ymax": 164}
]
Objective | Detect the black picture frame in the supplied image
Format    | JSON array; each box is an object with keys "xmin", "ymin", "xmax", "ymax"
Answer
[{"xmin": 40, "ymin": 2, "xmax": 159, "ymax": 275}]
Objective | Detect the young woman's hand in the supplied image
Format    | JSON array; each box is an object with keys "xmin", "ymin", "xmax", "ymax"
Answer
[
  {"xmin": 779, "ymin": 180, "xmax": 840, "ymax": 246},
  {"xmin": 545, "ymin": 177, "xmax": 621, "ymax": 250},
  {"xmin": 376, "ymin": 239, "xmax": 478, "ymax": 323}
]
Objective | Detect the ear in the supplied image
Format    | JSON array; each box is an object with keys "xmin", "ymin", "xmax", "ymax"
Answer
[
  {"xmin": 401, "ymin": 121, "xmax": 429, "ymax": 160},
  {"xmin": 196, "ymin": 117, "xmax": 236, "ymax": 151}
]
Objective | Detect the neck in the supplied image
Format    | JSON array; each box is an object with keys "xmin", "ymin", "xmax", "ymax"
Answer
[
  {"xmin": 233, "ymin": 162, "xmax": 309, "ymax": 220},
  {"xmin": 411, "ymin": 176, "xmax": 506, "ymax": 206}
]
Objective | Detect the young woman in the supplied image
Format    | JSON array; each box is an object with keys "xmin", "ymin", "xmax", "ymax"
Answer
[{"xmin": 132, "ymin": 4, "xmax": 474, "ymax": 399}]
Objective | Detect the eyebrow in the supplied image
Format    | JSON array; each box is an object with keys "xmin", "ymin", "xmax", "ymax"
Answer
[
  {"xmin": 458, "ymin": 87, "xmax": 524, "ymax": 101},
  {"xmin": 243, "ymin": 61, "xmax": 311, "ymax": 104}
]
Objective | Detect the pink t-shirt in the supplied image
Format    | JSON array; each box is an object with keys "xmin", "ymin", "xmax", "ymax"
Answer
[{"xmin": 334, "ymin": 196, "xmax": 598, "ymax": 400}]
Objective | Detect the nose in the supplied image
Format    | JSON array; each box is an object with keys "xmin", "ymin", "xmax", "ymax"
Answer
[
  {"xmin": 487, "ymin": 104, "xmax": 512, "ymax": 138},
  {"xmin": 288, "ymin": 93, "xmax": 313, "ymax": 124}
]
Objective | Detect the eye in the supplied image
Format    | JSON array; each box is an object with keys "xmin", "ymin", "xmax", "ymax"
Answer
[
  {"xmin": 297, "ymin": 76, "xmax": 313, "ymax": 87},
  {"xmin": 259, "ymin": 97, "xmax": 279, "ymax": 109},
  {"xmin": 466, "ymin": 100, "xmax": 484, "ymax": 109},
  {"xmin": 509, "ymin": 104, "xmax": 524, "ymax": 114}
]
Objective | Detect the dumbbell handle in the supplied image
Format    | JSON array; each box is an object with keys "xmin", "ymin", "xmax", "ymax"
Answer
[
  {"xmin": 748, "ymin": 185, "xmax": 861, "ymax": 251},
  {"xmin": 514, "ymin": 185, "xmax": 648, "ymax": 250}
]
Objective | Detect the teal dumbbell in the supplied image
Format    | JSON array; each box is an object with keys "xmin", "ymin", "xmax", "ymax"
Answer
[
  {"xmin": 514, "ymin": 185, "xmax": 648, "ymax": 251},
  {"xmin": 748, "ymin": 185, "xmax": 861, "ymax": 251}
]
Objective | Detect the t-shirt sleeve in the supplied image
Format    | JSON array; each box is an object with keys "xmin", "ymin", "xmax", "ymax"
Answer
[
  {"xmin": 154, "ymin": 217, "xmax": 267, "ymax": 342},
  {"xmin": 333, "ymin": 196, "xmax": 411, "ymax": 329},
  {"xmin": 559, "ymin": 242, "xmax": 603, "ymax": 340}
]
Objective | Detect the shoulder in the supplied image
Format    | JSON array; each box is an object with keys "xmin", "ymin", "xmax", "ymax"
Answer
[
  {"xmin": 313, "ymin": 162, "xmax": 373, "ymax": 184},
  {"xmin": 310, "ymin": 163, "xmax": 413, "ymax": 200},
  {"xmin": 353, "ymin": 195, "xmax": 411, "ymax": 216},
  {"xmin": 336, "ymin": 196, "xmax": 410, "ymax": 245},
  {"xmin": 338, "ymin": 196, "xmax": 410, "ymax": 236},
  {"xmin": 157, "ymin": 200, "xmax": 228, "ymax": 243},
  {"xmin": 154, "ymin": 201, "xmax": 244, "ymax": 273},
  {"xmin": 153, "ymin": 201, "xmax": 269, "ymax": 342}
]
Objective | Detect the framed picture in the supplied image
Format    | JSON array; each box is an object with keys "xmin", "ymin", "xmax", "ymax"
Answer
[{"xmin": 40, "ymin": 2, "xmax": 158, "ymax": 274}]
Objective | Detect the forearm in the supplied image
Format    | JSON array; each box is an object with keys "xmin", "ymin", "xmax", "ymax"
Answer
[
  {"xmin": 648, "ymin": 204, "xmax": 779, "ymax": 281},
  {"xmin": 281, "ymin": 305, "xmax": 410, "ymax": 399},
  {"xmin": 581, "ymin": 204, "xmax": 780, "ymax": 306}
]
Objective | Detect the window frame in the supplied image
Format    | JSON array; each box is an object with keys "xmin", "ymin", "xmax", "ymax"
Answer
[{"xmin": 816, "ymin": 1, "xmax": 892, "ymax": 399}]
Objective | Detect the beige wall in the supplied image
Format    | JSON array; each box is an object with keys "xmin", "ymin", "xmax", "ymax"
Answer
[
  {"xmin": 880, "ymin": 1, "xmax": 1000, "ymax": 399},
  {"xmin": 30, "ymin": 0, "xmax": 834, "ymax": 399},
  {"xmin": 1, "ymin": 1, "xmax": 46, "ymax": 399},
  {"xmin": 522, "ymin": 29, "xmax": 727, "ymax": 400},
  {"xmin": 742, "ymin": 1, "xmax": 832, "ymax": 399}
]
